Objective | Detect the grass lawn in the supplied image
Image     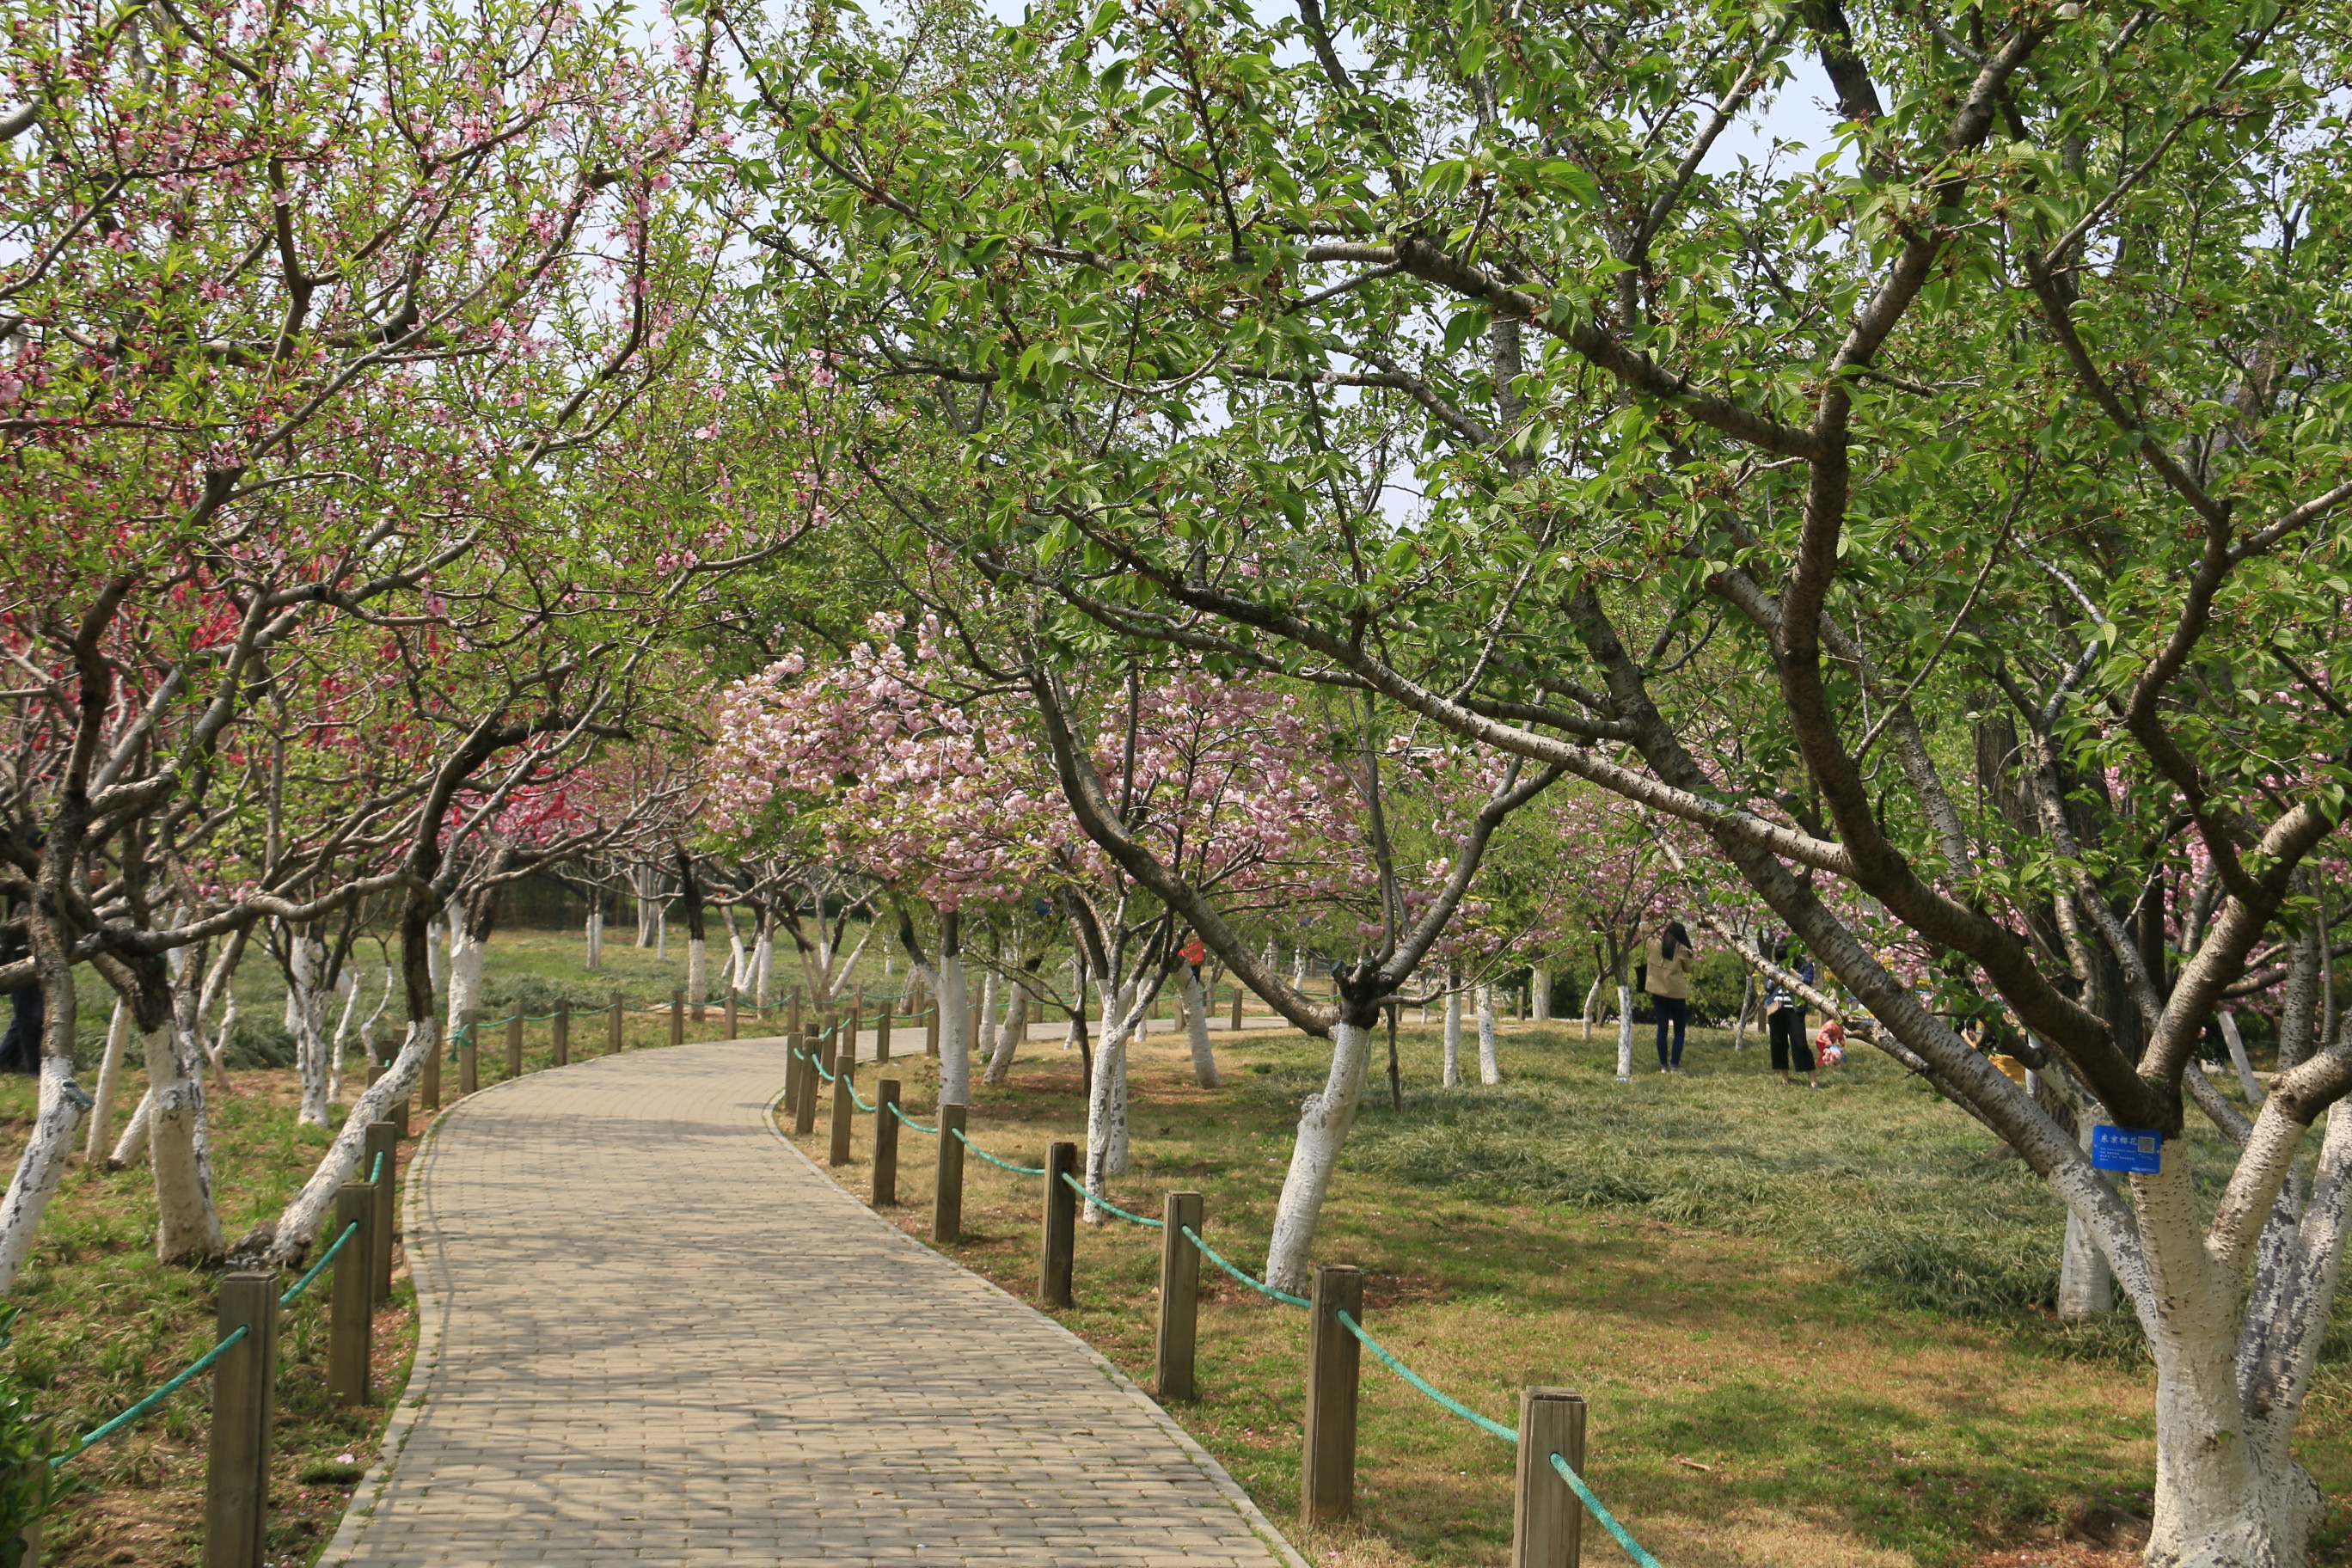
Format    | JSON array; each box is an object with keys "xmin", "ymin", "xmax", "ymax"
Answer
[
  {"xmin": 9, "ymin": 927, "xmax": 2346, "ymax": 1566},
  {"xmin": 770, "ymin": 985, "xmax": 2351, "ymax": 1568},
  {"xmin": 0, "ymin": 930, "xmax": 756, "ymax": 1568}
]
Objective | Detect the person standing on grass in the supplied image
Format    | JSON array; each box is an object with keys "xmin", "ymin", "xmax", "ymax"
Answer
[
  {"xmin": 1765, "ymin": 940, "xmax": 1818, "ymax": 1088},
  {"xmin": 1645, "ymin": 919, "xmax": 1695, "ymax": 1074}
]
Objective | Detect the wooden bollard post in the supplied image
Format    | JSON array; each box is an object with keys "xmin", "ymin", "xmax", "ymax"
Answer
[
  {"xmin": 328, "ymin": 1183, "xmax": 374, "ymax": 1406},
  {"xmin": 789, "ymin": 987, "xmax": 803, "ymax": 1032},
  {"xmin": 505, "ymin": 1003, "xmax": 523, "ymax": 1079},
  {"xmin": 421, "ymin": 1026, "xmax": 441, "ymax": 1112},
  {"xmin": 1156, "ymin": 1191, "xmax": 1205, "ymax": 1400},
  {"xmin": 726, "ymin": 988, "xmax": 738, "ymax": 1040},
  {"xmin": 609, "ymin": 991, "xmax": 624, "ymax": 1053},
  {"xmin": 793, "ymin": 1035, "xmax": 821, "ymax": 1136},
  {"xmin": 1302, "ymin": 1263, "xmax": 1364, "ymax": 1524},
  {"xmin": 925, "ymin": 1006, "xmax": 940, "ymax": 1057},
  {"xmin": 872, "ymin": 1080, "xmax": 902, "ymax": 1205},
  {"xmin": 876, "ymin": 1003, "xmax": 892, "ymax": 1063},
  {"xmin": 781, "ymin": 1031, "xmax": 803, "ymax": 1118},
  {"xmin": 1039, "ymin": 1141, "xmax": 1079, "ymax": 1308},
  {"xmin": 203, "ymin": 1271, "xmax": 279, "ymax": 1568},
  {"xmin": 848, "ymin": 1001, "xmax": 863, "ymax": 1065},
  {"xmin": 670, "ymin": 989, "xmax": 684, "ymax": 1047},
  {"xmin": 553, "ymin": 1000, "xmax": 570, "ymax": 1066},
  {"xmin": 364, "ymin": 1121, "xmax": 397, "ymax": 1305},
  {"xmin": 692, "ymin": 985, "xmax": 706, "ymax": 1024},
  {"xmin": 828, "ymin": 1043, "xmax": 857, "ymax": 1167},
  {"xmin": 934, "ymin": 1103, "xmax": 967, "ymax": 1243},
  {"xmin": 1230, "ymin": 985, "xmax": 1243, "ymax": 1030},
  {"xmin": 457, "ymin": 1008, "xmax": 479, "ymax": 1097},
  {"xmin": 1512, "ymin": 1387, "xmax": 1587, "ymax": 1568}
]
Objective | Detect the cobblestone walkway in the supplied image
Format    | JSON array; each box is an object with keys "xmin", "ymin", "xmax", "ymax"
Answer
[{"xmin": 326, "ymin": 1038, "xmax": 1300, "ymax": 1567}]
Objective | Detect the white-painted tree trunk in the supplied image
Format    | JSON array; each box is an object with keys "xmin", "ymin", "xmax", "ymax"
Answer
[
  {"xmin": 110, "ymin": 1089, "xmax": 152, "ymax": 1167},
  {"xmin": 1082, "ymin": 982, "xmax": 1141, "ymax": 1223},
  {"xmin": 974, "ymin": 969, "xmax": 999, "ymax": 1070},
  {"xmin": 1182, "ymin": 970, "xmax": 1219, "ymax": 1087},
  {"xmin": 205, "ymin": 995, "xmax": 237, "ymax": 1090},
  {"xmin": 291, "ymin": 938, "xmax": 331, "ymax": 1128},
  {"xmin": 657, "ymin": 911, "xmax": 666, "ymax": 959},
  {"xmin": 1615, "ymin": 983, "xmax": 1635, "ymax": 1081},
  {"xmin": 1442, "ymin": 989, "xmax": 1462, "ymax": 1087},
  {"xmin": 936, "ymin": 953, "xmax": 971, "ymax": 1106},
  {"xmin": 2057, "ymin": 1109, "xmax": 2115, "ymax": 1320},
  {"xmin": 1291, "ymin": 946, "xmax": 1307, "ymax": 987},
  {"xmin": 360, "ymin": 966, "xmax": 395, "ymax": 1066},
  {"xmin": 983, "ymin": 983, "xmax": 1029, "ymax": 1084},
  {"xmin": 2217, "ymin": 1009, "xmax": 2265, "ymax": 1106},
  {"xmin": 445, "ymin": 934, "xmax": 486, "ymax": 1029},
  {"xmin": 1478, "ymin": 983, "xmax": 1502, "ymax": 1085},
  {"xmin": 1582, "ymin": 974, "xmax": 1602, "ymax": 1040},
  {"xmin": 2131, "ymin": 1156, "xmax": 2330, "ymax": 1568},
  {"xmin": 0, "ymin": 1057, "xmax": 91, "ymax": 1291},
  {"xmin": 142, "ymin": 1018, "xmax": 222, "ymax": 1265},
  {"xmin": 427, "ymin": 916, "xmax": 446, "ymax": 989},
  {"xmin": 1264, "ymin": 1020, "xmax": 1373, "ymax": 1294},
  {"xmin": 84, "ymin": 1000, "xmax": 131, "ymax": 1162},
  {"xmin": 267, "ymin": 1020, "xmax": 434, "ymax": 1266},
  {"xmin": 1532, "ymin": 966, "xmax": 1551, "ymax": 1022},
  {"xmin": 328, "ymin": 970, "xmax": 362, "ymax": 1109},
  {"xmin": 585, "ymin": 912, "xmax": 601, "ymax": 971},
  {"xmin": 687, "ymin": 936, "xmax": 708, "ymax": 1008},
  {"xmin": 726, "ymin": 923, "xmax": 748, "ymax": 996}
]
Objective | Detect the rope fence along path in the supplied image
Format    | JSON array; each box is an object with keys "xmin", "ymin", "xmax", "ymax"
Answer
[
  {"xmin": 783, "ymin": 1023, "xmax": 1666, "ymax": 1565},
  {"xmin": 327, "ymin": 1038, "xmax": 1299, "ymax": 1567}
]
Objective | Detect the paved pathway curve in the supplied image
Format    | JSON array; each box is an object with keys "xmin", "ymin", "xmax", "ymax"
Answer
[{"xmin": 325, "ymin": 1038, "xmax": 1302, "ymax": 1567}]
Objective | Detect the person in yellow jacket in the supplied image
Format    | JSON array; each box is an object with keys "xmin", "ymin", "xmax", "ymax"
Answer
[{"xmin": 1645, "ymin": 920, "xmax": 1695, "ymax": 1073}]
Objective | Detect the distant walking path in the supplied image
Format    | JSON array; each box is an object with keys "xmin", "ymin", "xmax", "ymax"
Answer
[{"xmin": 326, "ymin": 1038, "xmax": 1300, "ymax": 1567}]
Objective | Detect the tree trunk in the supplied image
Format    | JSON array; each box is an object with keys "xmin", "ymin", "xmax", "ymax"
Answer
[
  {"xmin": 291, "ymin": 936, "xmax": 331, "ymax": 1127},
  {"xmin": 1582, "ymin": 973, "xmax": 1601, "ymax": 1040},
  {"xmin": 754, "ymin": 928, "xmax": 774, "ymax": 1009},
  {"xmin": 1264, "ymin": 1019, "xmax": 1372, "ymax": 1294},
  {"xmin": 936, "ymin": 941, "xmax": 971, "ymax": 1106},
  {"xmin": 328, "ymin": 971, "xmax": 362, "ymax": 1109},
  {"xmin": 205, "ymin": 995, "xmax": 237, "ymax": 1091},
  {"xmin": 2218, "ymin": 1009, "xmax": 2265, "ymax": 1105},
  {"xmin": 1082, "ymin": 983, "xmax": 1140, "ymax": 1223},
  {"xmin": 446, "ymin": 933, "xmax": 486, "ymax": 1028},
  {"xmin": 141, "ymin": 1015, "xmax": 223, "ymax": 1265},
  {"xmin": 110, "ymin": 1090, "xmax": 152, "ymax": 1167},
  {"xmin": 1615, "ymin": 983, "xmax": 1635, "ymax": 1082},
  {"xmin": 1442, "ymin": 986, "xmax": 1462, "ymax": 1087},
  {"xmin": 687, "ymin": 938, "xmax": 708, "ymax": 1008},
  {"xmin": 266, "ymin": 1020, "xmax": 435, "ymax": 1266},
  {"xmin": 84, "ymin": 1000, "xmax": 131, "ymax": 1163},
  {"xmin": 2136, "ymin": 1161, "xmax": 2328, "ymax": 1568},
  {"xmin": 2058, "ymin": 1108, "xmax": 2116, "ymax": 1320},
  {"xmin": 1732, "ymin": 971, "xmax": 1756, "ymax": 1051},
  {"xmin": 983, "ymin": 983, "xmax": 1029, "ymax": 1084},
  {"xmin": 1182, "ymin": 969, "xmax": 1220, "ymax": 1087},
  {"xmin": 1478, "ymin": 983, "xmax": 1502, "ymax": 1085},
  {"xmin": 1532, "ymin": 965, "xmax": 1551, "ymax": 1022},
  {"xmin": 0, "ymin": 1057, "xmax": 89, "ymax": 1291}
]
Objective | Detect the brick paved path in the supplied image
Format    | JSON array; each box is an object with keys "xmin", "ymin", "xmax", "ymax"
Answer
[{"xmin": 325, "ymin": 1038, "xmax": 1301, "ymax": 1567}]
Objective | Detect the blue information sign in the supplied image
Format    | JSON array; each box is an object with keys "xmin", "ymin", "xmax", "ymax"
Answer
[{"xmin": 2092, "ymin": 1124, "xmax": 2165, "ymax": 1174}]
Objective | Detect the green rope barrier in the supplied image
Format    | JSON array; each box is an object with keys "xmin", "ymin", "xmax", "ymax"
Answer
[
  {"xmin": 369, "ymin": 1150, "xmax": 386, "ymax": 1185},
  {"xmin": 280, "ymin": 1219, "xmax": 362, "ymax": 1309},
  {"xmin": 1179, "ymin": 1224, "xmax": 1309, "ymax": 1308},
  {"xmin": 813, "ymin": 1056, "xmax": 836, "ymax": 1083},
  {"xmin": 1550, "ymin": 1451, "xmax": 1666, "ymax": 1568},
  {"xmin": 52, "ymin": 1325, "xmax": 250, "ymax": 1467},
  {"xmin": 949, "ymin": 1127, "xmax": 1044, "ymax": 1176},
  {"xmin": 887, "ymin": 1102, "xmax": 938, "ymax": 1135},
  {"xmin": 1335, "ymin": 1309, "xmax": 1518, "ymax": 1443},
  {"xmin": 1059, "ymin": 1171, "xmax": 1163, "ymax": 1228},
  {"xmin": 847, "ymin": 1080, "xmax": 873, "ymax": 1112}
]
